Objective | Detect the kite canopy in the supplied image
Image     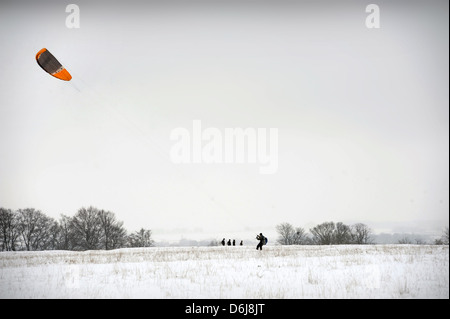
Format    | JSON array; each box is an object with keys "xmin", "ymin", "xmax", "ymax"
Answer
[{"xmin": 36, "ymin": 48, "xmax": 72, "ymax": 81}]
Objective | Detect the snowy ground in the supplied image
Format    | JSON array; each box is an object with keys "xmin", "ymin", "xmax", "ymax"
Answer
[{"xmin": 0, "ymin": 245, "xmax": 448, "ymax": 299}]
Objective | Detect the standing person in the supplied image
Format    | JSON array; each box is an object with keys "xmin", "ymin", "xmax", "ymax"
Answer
[
  {"xmin": 256, "ymin": 233, "xmax": 265, "ymax": 250},
  {"xmin": 221, "ymin": 238, "xmax": 226, "ymax": 246},
  {"xmin": 233, "ymin": 239, "xmax": 236, "ymax": 246},
  {"xmin": 227, "ymin": 239, "xmax": 231, "ymax": 246},
  {"xmin": 240, "ymin": 240, "xmax": 243, "ymax": 246}
]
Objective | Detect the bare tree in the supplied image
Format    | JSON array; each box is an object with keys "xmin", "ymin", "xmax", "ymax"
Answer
[
  {"xmin": 98, "ymin": 210, "xmax": 127, "ymax": 250},
  {"xmin": 442, "ymin": 227, "xmax": 449, "ymax": 245},
  {"xmin": 334, "ymin": 222, "xmax": 352, "ymax": 244},
  {"xmin": 310, "ymin": 221, "xmax": 335, "ymax": 245},
  {"xmin": 208, "ymin": 239, "xmax": 220, "ymax": 246},
  {"xmin": 351, "ymin": 223, "xmax": 373, "ymax": 244},
  {"xmin": 70, "ymin": 206, "xmax": 103, "ymax": 250},
  {"xmin": 434, "ymin": 227, "xmax": 449, "ymax": 245},
  {"xmin": 414, "ymin": 238, "xmax": 427, "ymax": 245},
  {"xmin": 128, "ymin": 228, "xmax": 154, "ymax": 248},
  {"xmin": 17, "ymin": 208, "xmax": 57, "ymax": 251},
  {"xmin": 55, "ymin": 214, "xmax": 76, "ymax": 250},
  {"xmin": 397, "ymin": 236, "xmax": 413, "ymax": 244},
  {"xmin": 0, "ymin": 208, "xmax": 20, "ymax": 251},
  {"xmin": 292, "ymin": 227, "xmax": 309, "ymax": 245},
  {"xmin": 276, "ymin": 222, "xmax": 296, "ymax": 245},
  {"xmin": 108, "ymin": 223, "xmax": 128, "ymax": 249}
]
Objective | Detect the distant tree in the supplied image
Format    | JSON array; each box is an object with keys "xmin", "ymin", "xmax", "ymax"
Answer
[
  {"xmin": 0, "ymin": 208, "xmax": 20, "ymax": 251},
  {"xmin": 128, "ymin": 228, "xmax": 154, "ymax": 248},
  {"xmin": 434, "ymin": 227, "xmax": 449, "ymax": 245},
  {"xmin": 292, "ymin": 227, "xmax": 309, "ymax": 245},
  {"xmin": 334, "ymin": 222, "xmax": 352, "ymax": 244},
  {"xmin": 351, "ymin": 223, "xmax": 373, "ymax": 244},
  {"xmin": 397, "ymin": 236, "xmax": 413, "ymax": 244},
  {"xmin": 109, "ymin": 223, "xmax": 128, "ymax": 249},
  {"xmin": 55, "ymin": 214, "xmax": 76, "ymax": 250},
  {"xmin": 70, "ymin": 206, "xmax": 103, "ymax": 250},
  {"xmin": 17, "ymin": 208, "xmax": 57, "ymax": 251},
  {"xmin": 208, "ymin": 239, "xmax": 220, "ymax": 246},
  {"xmin": 414, "ymin": 238, "xmax": 427, "ymax": 245},
  {"xmin": 397, "ymin": 235, "xmax": 429, "ymax": 245},
  {"xmin": 276, "ymin": 222, "xmax": 296, "ymax": 245},
  {"xmin": 98, "ymin": 210, "xmax": 127, "ymax": 250},
  {"xmin": 442, "ymin": 227, "xmax": 449, "ymax": 245},
  {"xmin": 47, "ymin": 221, "xmax": 61, "ymax": 250},
  {"xmin": 310, "ymin": 222, "xmax": 335, "ymax": 245}
]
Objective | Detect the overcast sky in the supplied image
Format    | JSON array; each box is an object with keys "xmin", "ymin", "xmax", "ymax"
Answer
[{"xmin": 0, "ymin": 0, "xmax": 448, "ymax": 241}]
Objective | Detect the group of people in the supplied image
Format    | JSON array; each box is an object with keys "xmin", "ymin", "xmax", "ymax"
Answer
[
  {"xmin": 220, "ymin": 233, "xmax": 267, "ymax": 250},
  {"xmin": 221, "ymin": 238, "xmax": 243, "ymax": 246}
]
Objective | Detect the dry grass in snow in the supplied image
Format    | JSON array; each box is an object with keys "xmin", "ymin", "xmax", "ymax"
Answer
[{"xmin": 0, "ymin": 245, "xmax": 448, "ymax": 299}]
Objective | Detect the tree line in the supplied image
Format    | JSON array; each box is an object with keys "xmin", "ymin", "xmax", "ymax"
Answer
[
  {"xmin": 0, "ymin": 206, "xmax": 154, "ymax": 251},
  {"xmin": 276, "ymin": 221, "xmax": 374, "ymax": 245},
  {"xmin": 276, "ymin": 221, "xmax": 449, "ymax": 245}
]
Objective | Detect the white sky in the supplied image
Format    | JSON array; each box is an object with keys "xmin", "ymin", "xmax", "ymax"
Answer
[{"xmin": 0, "ymin": 0, "xmax": 448, "ymax": 240}]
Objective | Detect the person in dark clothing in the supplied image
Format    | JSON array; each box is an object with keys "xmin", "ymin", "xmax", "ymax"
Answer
[
  {"xmin": 227, "ymin": 239, "xmax": 231, "ymax": 246},
  {"xmin": 240, "ymin": 240, "xmax": 243, "ymax": 246},
  {"xmin": 221, "ymin": 238, "xmax": 226, "ymax": 246},
  {"xmin": 232, "ymin": 239, "xmax": 236, "ymax": 246},
  {"xmin": 256, "ymin": 233, "xmax": 265, "ymax": 250}
]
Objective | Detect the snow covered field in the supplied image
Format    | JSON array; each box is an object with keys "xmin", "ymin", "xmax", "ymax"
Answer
[{"xmin": 0, "ymin": 245, "xmax": 448, "ymax": 299}]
